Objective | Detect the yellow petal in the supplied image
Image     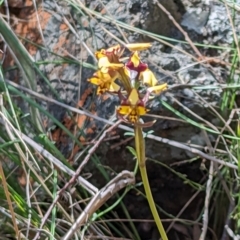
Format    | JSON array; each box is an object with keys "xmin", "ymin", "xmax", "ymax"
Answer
[
  {"xmin": 123, "ymin": 67, "xmax": 130, "ymax": 78},
  {"xmin": 98, "ymin": 57, "xmax": 123, "ymax": 72},
  {"xmin": 100, "ymin": 66, "xmax": 109, "ymax": 74},
  {"xmin": 95, "ymin": 70, "xmax": 118, "ymax": 82},
  {"xmin": 88, "ymin": 77, "xmax": 102, "ymax": 85},
  {"xmin": 96, "ymin": 81, "xmax": 112, "ymax": 95},
  {"xmin": 98, "ymin": 56, "xmax": 109, "ymax": 68},
  {"xmin": 95, "ymin": 71, "xmax": 110, "ymax": 82},
  {"xmin": 137, "ymin": 106, "xmax": 148, "ymax": 115},
  {"xmin": 109, "ymin": 81, "xmax": 120, "ymax": 92},
  {"xmin": 128, "ymin": 88, "xmax": 139, "ymax": 105},
  {"xmin": 130, "ymin": 51, "xmax": 140, "ymax": 67},
  {"xmin": 95, "ymin": 50, "xmax": 106, "ymax": 59},
  {"xmin": 125, "ymin": 43, "xmax": 152, "ymax": 51},
  {"xmin": 117, "ymin": 105, "xmax": 132, "ymax": 115},
  {"xmin": 140, "ymin": 69, "xmax": 158, "ymax": 87},
  {"xmin": 148, "ymin": 83, "xmax": 168, "ymax": 94}
]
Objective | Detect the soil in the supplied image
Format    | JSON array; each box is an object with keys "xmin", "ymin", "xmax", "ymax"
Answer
[{"xmin": 1, "ymin": 0, "xmax": 238, "ymax": 239}]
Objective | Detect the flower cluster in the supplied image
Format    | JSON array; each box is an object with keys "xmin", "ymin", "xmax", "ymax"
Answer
[{"xmin": 88, "ymin": 43, "xmax": 167, "ymax": 127}]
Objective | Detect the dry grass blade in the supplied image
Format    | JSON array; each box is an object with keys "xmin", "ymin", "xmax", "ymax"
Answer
[
  {"xmin": 0, "ymin": 162, "xmax": 19, "ymax": 239},
  {"xmin": 0, "ymin": 94, "xmax": 29, "ymax": 239},
  {"xmin": 0, "ymin": 116, "xmax": 98, "ymax": 195},
  {"xmin": 224, "ymin": 0, "xmax": 240, "ymax": 59},
  {"xmin": 62, "ymin": 171, "xmax": 135, "ymax": 240},
  {"xmin": 199, "ymin": 131, "xmax": 214, "ymax": 240}
]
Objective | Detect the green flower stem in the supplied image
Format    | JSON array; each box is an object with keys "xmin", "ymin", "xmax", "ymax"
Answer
[{"xmin": 134, "ymin": 126, "xmax": 168, "ymax": 240}]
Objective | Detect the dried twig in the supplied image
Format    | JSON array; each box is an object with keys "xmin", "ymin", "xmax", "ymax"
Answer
[
  {"xmin": 199, "ymin": 131, "xmax": 214, "ymax": 240},
  {"xmin": 155, "ymin": 1, "xmax": 203, "ymax": 58},
  {"xmin": 224, "ymin": 1, "xmax": 240, "ymax": 60},
  {"xmin": 62, "ymin": 170, "xmax": 135, "ymax": 240}
]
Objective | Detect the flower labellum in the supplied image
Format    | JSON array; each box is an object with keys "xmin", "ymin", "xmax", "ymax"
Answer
[{"xmin": 117, "ymin": 88, "xmax": 148, "ymax": 123}]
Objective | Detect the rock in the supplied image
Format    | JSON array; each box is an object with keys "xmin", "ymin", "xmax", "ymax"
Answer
[
  {"xmin": 4, "ymin": 0, "xmax": 237, "ymax": 160},
  {"xmin": 181, "ymin": 7, "xmax": 210, "ymax": 34}
]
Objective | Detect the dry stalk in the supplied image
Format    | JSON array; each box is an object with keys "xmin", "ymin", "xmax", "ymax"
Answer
[
  {"xmin": 199, "ymin": 130, "xmax": 214, "ymax": 240},
  {"xmin": 224, "ymin": 1, "xmax": 240, "ymax": 59},
  {"xmin": 155, "ymin": 1, "xmax": 203, "ymax": 58},
  {"xmin": 0, "ymin": 163, "xmax": 19, "ymax": 238},
  {"xmin": 62, "ymin": 170, "xmax": 135, "ymax": 240}
]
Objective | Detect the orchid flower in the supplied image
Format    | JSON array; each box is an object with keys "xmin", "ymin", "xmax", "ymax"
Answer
[
  {"xmin": 88, "ymin": 70, "xmax": 120, "ymax": 95},
  {"xmin": 88, "ymin": 43, "xmax": 167, "ymax": 124}
]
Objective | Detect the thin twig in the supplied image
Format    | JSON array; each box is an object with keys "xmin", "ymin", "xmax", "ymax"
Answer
[
  {"xmin": 110, "ymin": 136, "xmax": 133, "ymax": 149},
  {"xmin": 155, "ymin": 1, "xmax": 203, "ymax": 58},
  {"xmin": 224, "ymin": 1, "xmax": 240, "ymax": 60},
  {"xmin": 199, "ymin": 131, "xmax": 214, "ymax": 240},
  {"xmin": 62, "ymin": 170, "xmax": 135, "ymax": 240}
]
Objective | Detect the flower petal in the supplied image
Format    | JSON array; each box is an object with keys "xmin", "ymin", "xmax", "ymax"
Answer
[
  {"xmin": 109, "ymin": 81, "xmax": 120, "ymax": 92},
  {"xmin": 88, "ymin": 76, "xmax": 101, "ymax": 86},
  {"xmin": 129, "ymin": 114, "xmax": 138, "ymax": 123},
  {"xmin": 130, "ymin": 51, "xmax": 140, "ymax": 67},
  {"xmin": 88, "ymin": 70, "xmax": 120, "ymax": 94},
  {"xmin": 98, "ymin": 56, "xmax": 123, "ymax": 72},
  {"xmin": 117, "ymin": 105, "xmax": 132, "ymax": 115},
  {"xmin": 148, "ymin": 83, "xmax": 168, "ymax": 94},
  {"xmin": 95, "ymin": 50, "xmax": 105, "ymax": 60},
  {"xmin": 125, "ymin": 43, "xmax": 152, "ymax": 51},
  {"xmin": 125, "ymin": 52, "xmax": 148, "ymax": 73},
  {"xmin": 128, "ymin": 88, "xmax": 140, "ymax": 105},
  {"xmin": 140, "ymin": 69, "xmax": 158, "ymax": 87},
  {"xmin": 105, "ymin": 44, "xmax": 122, "ymax": 55},
  {"xmin": 96, "ymin": 82, "xmax": 111, "ymax": 95},
  {"xmin": 137, "ymin": 106, "xmax": 148, "ymax": 115}
]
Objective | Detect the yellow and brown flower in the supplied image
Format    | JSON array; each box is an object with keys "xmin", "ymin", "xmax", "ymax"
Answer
[
  {"xmin": 117, "ymin": 88, "xmax": 148, "ymax": 124},
  {"xmin": 88, "ymin": 70, "xmax": 120, "ymax": 95}
]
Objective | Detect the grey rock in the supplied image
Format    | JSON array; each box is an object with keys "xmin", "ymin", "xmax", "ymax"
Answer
[{"xmin": 181, "ymin": 7, "xmax": 210, "ymax": 34}]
